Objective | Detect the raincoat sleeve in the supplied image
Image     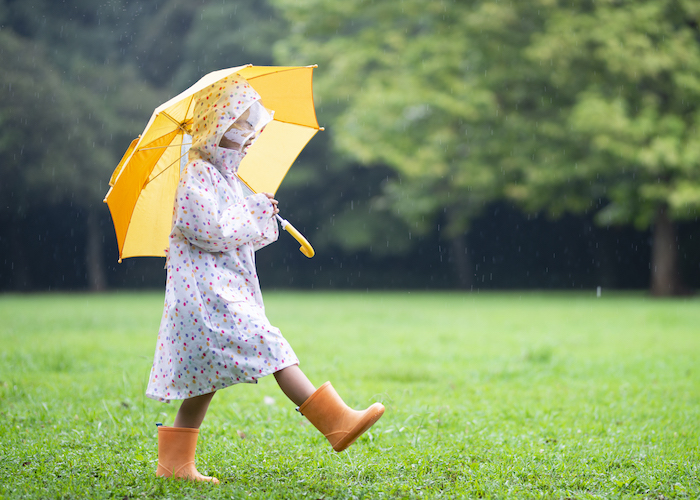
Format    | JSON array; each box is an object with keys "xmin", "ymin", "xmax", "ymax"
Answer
[
  {"xmin": 173, "ymin": 163, "xmax": 277, "ymax": 252},
  {"xmin": 251, "ymin": 215, "xmax": 279, "ymax": 252}
]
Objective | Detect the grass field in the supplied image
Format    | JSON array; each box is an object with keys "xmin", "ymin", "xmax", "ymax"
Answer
[{"xmin": 0, "ymin": 291, "xmax": 698, "ymax": 499}]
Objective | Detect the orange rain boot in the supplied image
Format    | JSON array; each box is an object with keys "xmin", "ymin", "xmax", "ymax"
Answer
[
  {"xmin": 298, "ymin": 382, "xmax": 385, "ymax": 452},
  {"xmin": 156, "ymin": 426, "xmax": 220, "ymax": 484}
]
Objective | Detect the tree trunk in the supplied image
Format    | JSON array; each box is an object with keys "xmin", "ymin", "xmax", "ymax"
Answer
[
  {"xmin": 450, "ymin": 232, "xmax": 473, "ymax": 289},
  {"xmin": 9, "ymin": 215, "xmax": 33, "ymax": 290},
  {"xmin": 650, "ymin": 205, "xmax": 682, "ymax": 296},
  {"xmin": 86, "ymin": 209, "xmax": 107, "ymax": 291}
]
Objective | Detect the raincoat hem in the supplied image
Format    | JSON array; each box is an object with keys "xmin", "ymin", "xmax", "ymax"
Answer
[{"xmin": 145, "ymin": 358, "xmax": 300, "ymax": 403}]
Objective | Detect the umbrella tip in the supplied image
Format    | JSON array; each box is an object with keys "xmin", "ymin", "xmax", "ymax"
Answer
[{"xmin": 319, "ymin": 127, "xmax": 325, "ymax": 131}]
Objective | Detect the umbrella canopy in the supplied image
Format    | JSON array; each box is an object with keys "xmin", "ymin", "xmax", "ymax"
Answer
[{"xmin": 104, "ymin": 64, "xmax": 321, "ymax": 261}]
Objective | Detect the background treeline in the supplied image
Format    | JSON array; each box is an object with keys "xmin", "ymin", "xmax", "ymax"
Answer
[{"xmin": 1, "ymin": 0, "xmax": 698, "ymax": 295}]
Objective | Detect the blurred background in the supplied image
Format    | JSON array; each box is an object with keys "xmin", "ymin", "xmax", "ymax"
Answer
[{"xmin": 0, "ymin": 0, "xmax": 698, "ymax": 296}]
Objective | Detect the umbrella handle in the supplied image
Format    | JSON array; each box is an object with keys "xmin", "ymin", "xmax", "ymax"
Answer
[{"xmin": 276, "ymin": 215, "xmax": 315, "ymax": 258}]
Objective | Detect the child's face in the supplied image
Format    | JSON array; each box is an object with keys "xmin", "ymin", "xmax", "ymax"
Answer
[
  {"xmin": 219, "ymin": 102, "xmax": 274, "ymax": 153},
  {"xmin": 219, "ymin": 108, "xmax": 255, "ymax": 152}
]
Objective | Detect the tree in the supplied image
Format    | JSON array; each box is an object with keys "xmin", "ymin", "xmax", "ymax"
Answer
[
  {"xmin": 508, "ymin": 0, "xmax": 700, "ymax": 296},
  {"xmin": 0, "ymin": 0, "xmax": 167, "ymax": 289},
  {"xmin": 171, "ymin": 0, "xmax": 287, "ymax": 89},
  {"xmin": 0, "ymin": 31, "xmax": 76, "ymax": 288},
  {"xmin": 273, "ymin": 0, "xmax": 549, "ymax": 287},
  {"xmin": 275, "ymin": 0, "xmax": 700, "ymax": 294}
]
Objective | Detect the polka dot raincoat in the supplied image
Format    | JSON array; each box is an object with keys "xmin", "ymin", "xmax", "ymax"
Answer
[{"xmin": 146, "ymin": 76, "xmax": 299, "ymax": 402}]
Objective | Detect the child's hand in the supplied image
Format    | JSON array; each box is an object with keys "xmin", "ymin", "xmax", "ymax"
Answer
[{"xmin": 262, "ymin": 192, "xmax": 279, "ymax": 216}]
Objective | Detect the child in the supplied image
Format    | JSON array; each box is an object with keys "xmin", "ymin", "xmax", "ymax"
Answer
[{"xmin": 146, "ymin": 75, "xmax": 384, "ymax": 484}]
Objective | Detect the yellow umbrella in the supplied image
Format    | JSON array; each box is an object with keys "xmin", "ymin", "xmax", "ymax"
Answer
[{"xmin": 104, "ymin": 64, "xmax": 321, "ymax": 262}]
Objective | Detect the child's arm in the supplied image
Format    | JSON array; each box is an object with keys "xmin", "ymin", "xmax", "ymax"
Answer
[{"xmin": 173, "ymin": 163, "xmax": 276, "ymax": 252}]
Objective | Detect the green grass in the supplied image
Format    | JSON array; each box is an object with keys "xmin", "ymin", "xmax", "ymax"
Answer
[{"xmin": 0, "ymin": 291, "xmax": 698, "ymax": 499}]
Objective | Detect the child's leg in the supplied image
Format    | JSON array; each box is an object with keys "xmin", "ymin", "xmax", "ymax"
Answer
[
  {"xmin": 274, "ymin": 364, "xmax": 316, "ymax": 406},
  {"xmin": 157, "ymin": 392, "xmax": 219, "ymax": 483},
  {"xmin": 173, "ymin": 391, "xmax": 216, "ymax": 429}
]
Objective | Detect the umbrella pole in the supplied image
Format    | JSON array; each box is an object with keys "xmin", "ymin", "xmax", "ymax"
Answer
[{"xmin": 276, "ymin": 215, "xmax": 314, "ymax": 258}]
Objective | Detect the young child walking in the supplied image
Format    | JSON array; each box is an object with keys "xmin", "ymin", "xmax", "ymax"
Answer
[{"xmin": 146, "ymin": 75, "xmax": 384, "ymax": 484}]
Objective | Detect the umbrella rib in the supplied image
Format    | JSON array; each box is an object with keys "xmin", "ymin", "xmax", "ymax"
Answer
[
  {"xmin": 144, "ymin": 149, "xmax": 188, "ymax": 187},
  {"xmin": 139, "ymin": 144, "xmax": 189, "ymax": 151},
  {"xmin": 138, "ymin": 110, "xmax": 192, "ymax": 186},
  {"xmin": 272, "ymin": 118, "xmax": 324, "ymax": 130},
  {"xmin": 160, "ymin": 111, "xmax": 191, "ymax": 134}
]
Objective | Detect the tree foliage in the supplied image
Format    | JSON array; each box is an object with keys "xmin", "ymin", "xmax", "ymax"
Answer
[
  {"xmin": 172, "ymin": 0, "xmax": 287, "ymax": 89},
  {"xmin": 272, "ymin": 0, "xmax": 553, "ymax": 286},
  {"xmin": 275, "ymin": 1, "xmax": 510, "ymax": 238},
  {"xmin": 1, "ymin": 0, "xmax": 698, "ymax": 293},
  {"xmin": 273, "ymin": 0, "xmax": 700, "ymax": 294},
  {"xmin": 510, "ymin": 0, "xmax": 700, "ymax": 228},
  {"xmin": 0, "ymin": 0, "xmax": 166, "ymax": 208},
  {"xmin": 509, "ymin": 0, "xmax": 700, "ymax": 294}
]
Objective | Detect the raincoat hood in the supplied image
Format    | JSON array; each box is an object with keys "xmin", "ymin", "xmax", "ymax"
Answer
[{"xmin": 188, "ymin": 75, "xmax": 272, "ymax": 175}]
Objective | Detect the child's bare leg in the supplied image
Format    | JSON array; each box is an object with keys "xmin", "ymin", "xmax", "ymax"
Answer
[
  {"xmin": 173, "ymin": 392, "xmax": 216, "ymax": 429},
  {"xmin": 274, "ymin": 364, "xmax": 316, "ymax": 406}
]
